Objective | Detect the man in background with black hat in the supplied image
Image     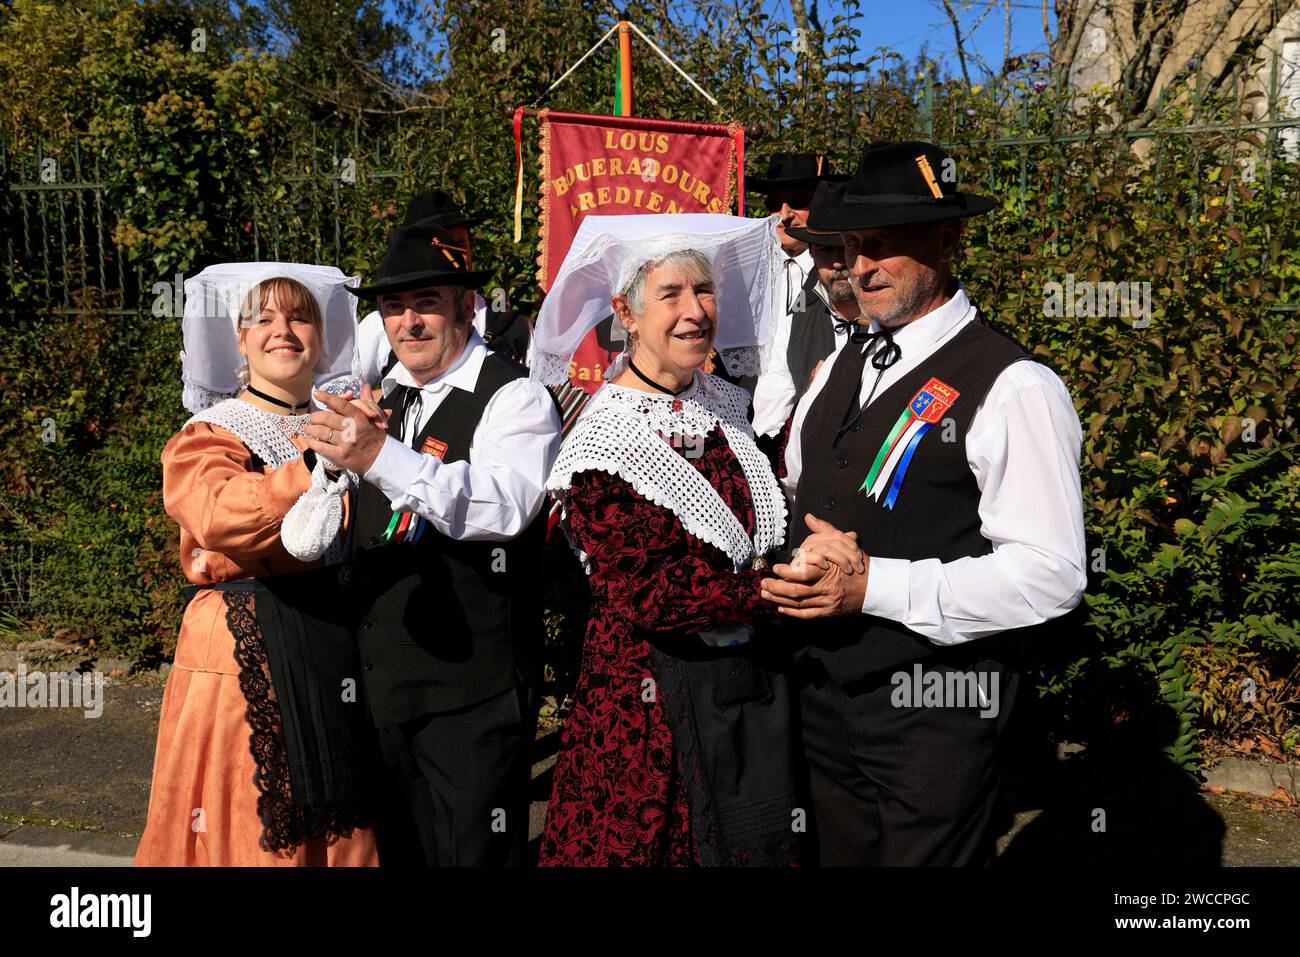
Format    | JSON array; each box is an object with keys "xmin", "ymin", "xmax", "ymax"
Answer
[
  {"xmin": 746, "ymin": 152, "xmax": 847, "ymax": 441},
  {"xmin": 305, "ymin": 222, "xmax": 561, "ymax": 867},
  {"xmin": 760, "ymin": 141, "xmax": 1087, "ymax": 865},
  {"xmin": 354, "ymin": 190, "xmax": 532, "ymax": 384},
  {"xmin": 769, "ymin": 181, "xmax": 869, "ymax": 464}
]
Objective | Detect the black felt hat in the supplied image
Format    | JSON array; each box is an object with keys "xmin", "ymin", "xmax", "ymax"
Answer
[
  {"xmin": 353, "ymin": 223, "xmax": 491, "ymax": 299},
  {"xmin": 783, "ymin": 181, "xmax": 845, "ymax": 247},
  {"xmin": 747, "ymin": 151, "xmax": 849, "ymax": 193},
  {"xmin": 805, "ymin": 140, "xmax": 995, "ymax": 232},
  {"xmin": 402, "ymin": 189, "xmax": 481, "ymax": 229}
]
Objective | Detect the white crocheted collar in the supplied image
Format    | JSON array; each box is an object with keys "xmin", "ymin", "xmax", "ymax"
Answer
[
  {"xmin": 187, "ymin": 398, "xmax": 308, "ymax": 470},
  {"xmin": 593, "ymin": 372, "xmax": 742, "ymax": 436},
  {"xmin": 547, "ymin": 373, "xmax": 787, "ymax": 571}
]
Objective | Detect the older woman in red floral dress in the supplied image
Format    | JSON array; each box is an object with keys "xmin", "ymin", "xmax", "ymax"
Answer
[{"xmin": 530, "ymin": 215, "xmax": 861, "ymax": 866}]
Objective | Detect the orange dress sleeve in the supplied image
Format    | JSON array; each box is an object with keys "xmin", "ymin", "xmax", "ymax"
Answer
[{"xmin": 162, "ymin": 422, "xmax": 313, "ymax": 564}]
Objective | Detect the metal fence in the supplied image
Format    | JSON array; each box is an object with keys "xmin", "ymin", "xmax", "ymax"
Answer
[
  {"xmin": 0, "ymin": 118, "xmax": 424, "ymax": 325},
  {"xmin": 1, "ymin": 140, "xmax": 145, "ymax": 317}
]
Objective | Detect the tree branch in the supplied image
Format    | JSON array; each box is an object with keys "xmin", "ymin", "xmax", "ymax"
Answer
[{"xmin": 940, "ymin": 0, "xmax": 972, "ymax": 87}]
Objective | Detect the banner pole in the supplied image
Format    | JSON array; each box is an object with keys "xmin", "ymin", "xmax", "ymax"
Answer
[
  {"xmin": 625, "ymin": 20, "xmax": 719, "ymax": 109},
  {"xmin": 533, "ymin": 22, "xmax": 619, "ymax": 106},
  {"xmin": 616, "ymin": 20, "xmax": 634, "ymax": 117}
]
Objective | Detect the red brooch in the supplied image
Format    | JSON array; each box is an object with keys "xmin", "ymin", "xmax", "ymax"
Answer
[{"xmin": 671, "ymin": 399, "xmax": 683, "ymax": 413}]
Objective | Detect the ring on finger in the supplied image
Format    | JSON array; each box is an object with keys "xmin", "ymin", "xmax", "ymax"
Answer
[{"xmin": 328, "ymin": 429, "xmax": 335, "ymax": 444}]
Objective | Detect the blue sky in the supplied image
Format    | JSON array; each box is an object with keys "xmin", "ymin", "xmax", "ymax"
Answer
[
  {"xmin": 392, "ymin": 0, "xmax": 1058, "ymax": 84},
  {"xmin": 833, "ymin": 0, "xmax": 1058, "ymax": 75}
]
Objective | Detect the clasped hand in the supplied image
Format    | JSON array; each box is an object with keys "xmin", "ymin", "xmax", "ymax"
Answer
[
  {"xmin": 303, "ymin": 385, "xmax": 390, "ymax": 474},
  {"xmin": 760, "ymin": 513, "xmax": 869, "ymax": 619}
]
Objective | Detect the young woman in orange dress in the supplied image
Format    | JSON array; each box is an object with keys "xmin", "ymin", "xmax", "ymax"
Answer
[{"xmin": 135, "ymin": 264, "xmax": 382, "ymax": 866}]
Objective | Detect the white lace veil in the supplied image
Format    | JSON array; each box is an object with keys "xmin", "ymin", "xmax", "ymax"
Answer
[
  {"xmin": 529, "ymin": 214, "xmax": 783, "ymax": 387},
  {"xmin": 180, "ymin": 262, "xmax": 360, "ymax": 413}
]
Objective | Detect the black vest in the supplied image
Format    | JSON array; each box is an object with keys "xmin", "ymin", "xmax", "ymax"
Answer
[
  {"xmin": 786, "ymin": 271, "xmax": 838, "ymax": 406},
  {"xmin": 795, "ymin": 316, "xmax": 1033, "ymax": 683},
  {"xmin": 353, "ymin": 351, "xmax": 546, "ymax": 725}
]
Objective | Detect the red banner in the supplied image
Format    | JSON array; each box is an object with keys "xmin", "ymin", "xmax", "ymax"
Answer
[{"xmin": 532, "ymin": 111, "xmax": 743, "ymax": 392}]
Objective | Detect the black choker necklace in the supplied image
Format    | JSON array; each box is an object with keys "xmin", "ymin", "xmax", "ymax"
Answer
[
  {"xmin": 245, "ymin": 385, "xmax": 310, "ymax": 413},
  {"xmin": 628, "ymin": 359, "xmax": 690, "ymax": 397}
]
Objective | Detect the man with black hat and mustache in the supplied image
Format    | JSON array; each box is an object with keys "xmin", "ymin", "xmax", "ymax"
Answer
[
  {"xmin": 746, "ymin": 152, "xmax": 847, "ymax": 440},
  {"xmin": 305, "ymin": 222, "xmax": 561, "ymax": 867},
  {"xmin": 760, "ymin": 141, "xmax": 1087, "ymax": 866},
  {"xmin": 354, "ymin": 190, "xmax": 532, "ymax": 385},
  {"xmin": 770, "ymin": 180, "xmax": 869, "ymax": 445}
]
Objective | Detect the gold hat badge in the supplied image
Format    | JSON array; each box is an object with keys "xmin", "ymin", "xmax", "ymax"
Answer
[
  {"xmin": 429, "ymin": 235, "xmax": 469, "ymax": 268},
  {"xmin": 914, "ymin": 154, "xmax": 944, "ymax": 199}
]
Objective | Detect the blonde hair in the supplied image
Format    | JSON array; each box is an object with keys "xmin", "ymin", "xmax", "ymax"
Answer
[{"xmin": 236, "ymin": 277, "xmax": 322, "ymax": 386}]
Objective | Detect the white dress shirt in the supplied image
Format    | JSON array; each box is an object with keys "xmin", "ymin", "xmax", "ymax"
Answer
[
  {"xmin": 354, "ymin": 292, "xmax": 531, "ymax": 385},
  {"xmin": 361, "ymin": 328, "xmax": 561, "ymax": 542},
  {"xmin": 783, "ymin": 284, "xmax": 1087, "ymax": 647},
  {"xmin": 751, "ymin": 249, "xmax": 848, "ymax": 437}
]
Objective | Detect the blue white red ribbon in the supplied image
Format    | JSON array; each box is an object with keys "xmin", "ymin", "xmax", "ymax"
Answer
[{"xmin": 857, "ymin": 376, "xmax": 960, "ymax": 510}]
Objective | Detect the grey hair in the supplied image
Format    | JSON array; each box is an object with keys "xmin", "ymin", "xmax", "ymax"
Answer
[{"xmin": 618, "ymin": 249, "xmax": 713, "ymax": 317}]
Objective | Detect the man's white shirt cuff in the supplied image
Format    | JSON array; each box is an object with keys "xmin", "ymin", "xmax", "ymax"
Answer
[
  {"xmin": 363, "ymin": 435, "xmax": 429, "ymax": 506},
  {"xmin": 862, "ymin": 555, "xmax": 909, "ymax": 620}
]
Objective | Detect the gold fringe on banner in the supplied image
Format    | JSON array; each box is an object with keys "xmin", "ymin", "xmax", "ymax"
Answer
[
  {"xmin": 535, "ymin": 110, "xmax": 553, "ymax": 292},
  {"xmin": 724, "ymin": 120, "xmax": 743, "ymax": 215}
]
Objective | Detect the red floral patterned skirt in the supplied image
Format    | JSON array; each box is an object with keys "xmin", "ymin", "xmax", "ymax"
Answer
[{"xmin": 538, "ymin": 610, "xmax": 695, "ymax": 867}]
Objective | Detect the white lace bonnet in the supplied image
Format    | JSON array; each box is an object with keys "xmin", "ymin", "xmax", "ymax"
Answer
[
  {"xmin": 529, "ymin": 213, "xmax": 783, "ymax": 387},
  {"xmin": 180, "ymin": 262, "xmax": 360, "ymax": 414}
]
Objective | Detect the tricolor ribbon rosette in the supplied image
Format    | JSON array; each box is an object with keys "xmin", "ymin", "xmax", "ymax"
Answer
[{"xmin": 859, "ymin": 376, "xmax": 960, "ymax": 510}]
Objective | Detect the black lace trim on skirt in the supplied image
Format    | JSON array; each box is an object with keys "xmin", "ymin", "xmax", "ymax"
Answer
[
  {"xmin": 224, "ymin": 590, "xmax": 368, "ymax": 855},
  {"xmin": 648, "ymin": 643, "xmax": 803, "ymax": 867}
]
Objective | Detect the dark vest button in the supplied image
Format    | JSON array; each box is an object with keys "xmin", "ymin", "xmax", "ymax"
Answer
[
  {"xmin": 362, "ymin": 619, "xmax": 373, "ymax": 630},
  {"xmin": 850, "ymin": 423, "xmax": 861, "ymax": 432},
  {"xmin": 825, "ymin": 498, "xmax": 836, "ymax": 510},
  {"xmin": 364, "ymin": 661, "xmax": 373, "ymax": 671},
  {"xmin": 837, "ymin": 457, "xmax": 849, "ymax": 469}
]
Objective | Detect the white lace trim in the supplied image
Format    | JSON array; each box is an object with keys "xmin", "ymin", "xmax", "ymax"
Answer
[
  {"xmin": 187, "ymin": 399, "xmax": 308, "ymax": 469},
  {"xmin": 546, "ymin": 372, "xmax": 787, "ymax": 572},
  {"xmin": 313, "ymin": 372, "xmax": 365, "ymax": 411},
  {"xmin": 182, "ymin": 373, "xmax": 237, "ymax": 416},
  {"xmin": 532, "ymin": 349, "xmax": 575, "ymax": 388},
  {"xmin": 534, "ymin": 343, "xmax": 762, "ymax": 388},
  {"xmin": 717, "ymin": 344, "xmax": 761, "ymax": 378}
]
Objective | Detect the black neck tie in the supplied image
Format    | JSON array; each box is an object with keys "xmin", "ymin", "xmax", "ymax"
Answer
[
  {"xmin": 388, "ymin": 385, "xmax": 423, "ymax": 443},
  {"xmin": 859, "ymin": 328, "xmax": 902, "ymax": 370},
  {"xmin": 834, "ymin": 328, "xmax": 903, "ymax": 446},
  {"xmin": 830, "ymin": 321, "xmax": 902, "ymax": 366},
  {"xmin": 784, "ymin": 258, "xmax": 805, "ymax": 314}
]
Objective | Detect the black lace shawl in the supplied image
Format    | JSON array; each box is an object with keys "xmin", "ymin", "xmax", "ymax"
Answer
[{"xmin": 218, "ymin": 568, "xmax": 377, "ymax": 855}]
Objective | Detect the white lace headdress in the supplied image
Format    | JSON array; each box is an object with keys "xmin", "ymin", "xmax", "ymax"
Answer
[
  {"xmin": 180, "ymin": 262, "xmax": 360, "ymax": 414},
  {"xmin": 529, "ymin": 213, "xmax": 783, "ymax": 387}
]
